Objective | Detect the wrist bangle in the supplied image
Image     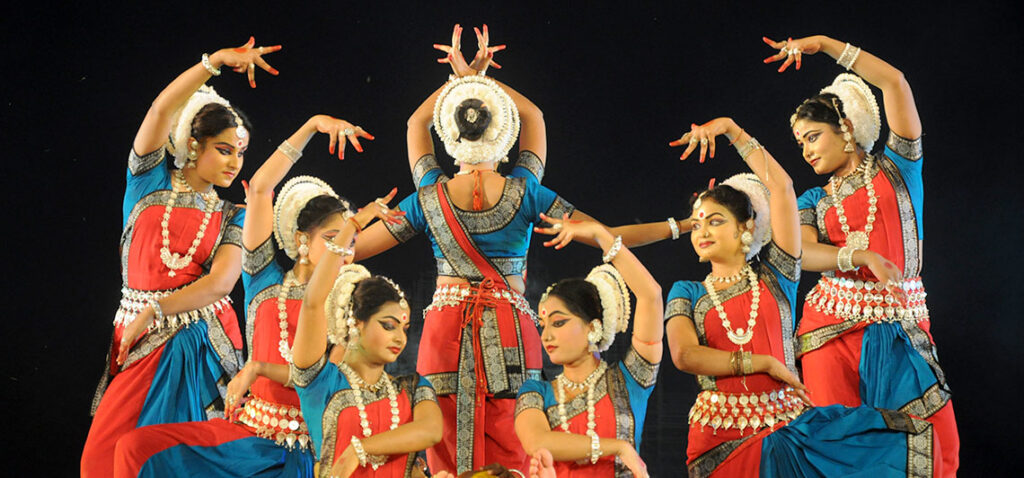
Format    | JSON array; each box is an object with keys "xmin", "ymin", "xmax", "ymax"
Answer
[
  {"xmin": 741, "ymin": 351, "xmax": 754, "ymax": 375},
  {"xmin": 324, "ymin": 240, "xmax": 355, "ymax": 257},
  {"xmin": 150, "ymin": 299, "xmax": 165, "ymax": 323},
  {"xmin": 201, "ymin": 53, "xmax": 221, "ymax": 76},
  {"xmin": 837, "ymin": 246, "xmax": 856, "ymax": 272},
  {"xmin": 837, "ymin": 43, "xmax": 861, "ymax": 71},
  {"xmin": 350, "ymin": 436, "xmax": 368, "ymax": 467},
  {"xmin": 602, "ymin": 235, "xmax": 623, "ymax": 263},
  {"xmin": 729, "ymin": 351, "xmax": 741, "ymax": 376},
  {"xmin": 667, "ymin": 217, "xmax": 680, "ymax": 240},
  {"xmin": 277, "ymin": 140, "xmax": 302, "ymax": 163},
  {"xmin": 589, "ymin": 432, "xmax": 601, "ymax": 464},
  {"xmin": 347, "ymin": 216, "xmax": 364, "ymax": 233},
  {"xmin": 735, "ymin": 136, "xmax": 763, "ymax": 160}
]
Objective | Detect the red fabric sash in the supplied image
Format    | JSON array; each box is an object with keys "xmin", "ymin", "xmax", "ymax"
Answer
[{"xmin": 435, "ymin": 182, "xmax": 509, "ymax": 470}]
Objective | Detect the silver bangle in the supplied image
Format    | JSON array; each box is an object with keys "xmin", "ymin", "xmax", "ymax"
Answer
[
  {"xmin": 837, "ymin": 43, "xmax": 861, "ymax": 71},
  {"xmin": 602, "ymin": 235, "xmax": 623, "ymax": 263},
  {"xmin": 350, "ymin": 436, "xmax": 368, "ymax": 467},
  {"xmin": 589, "ymin": 432, "xmax": 601, "ymax": 464},
  {"xmin": 837, "ymin": 246, "xmax": 856, "ymax": 272},
  {"xmin": 735, "ymin": 136, "xmax": 763, "ymax": 160},
  {"xmin": 324, "ymin": 240, "xmax": 355, "ymax": 257},
  {"xmin": 149, "ymin": 299, "xmax": 165, "ymax": 323},
  {"xmin": 509, "ymin": 470, "xmax": 526, "ymax": 478},
  {"xmin": 667, "ymin": 217, "xmax": 680, "ymax": 240},
  {"xmin": 201, "ymin": 53, "xmax": 221, "ymax": 76},
  {"xmin": 277, "ymin": 140, "xmax": 302, "ymax": 163}
]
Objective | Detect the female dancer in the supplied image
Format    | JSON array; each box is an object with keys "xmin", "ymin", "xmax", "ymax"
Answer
[
  {"xmin": 664, "ymin": 117, "xmax": 941, "ymax": 476},
  {"xmin": 350, "ymin": 25, "xmax": 599, "ymax": 474},
  {"xmin": 82, "ymin": 38, "xmax": 281, "ymax": 478},
  {"xmin": 514, "ymin": 219, "xmax": 662, "ymax": 478},
  {"xmin": 764, "ymin": 35, "xmax": 958, "ymax": 473},
  {"xmin": 290, "ymin": 193, "xmax": 443, "ymax": 478},
  {"xmin": 110, "ymin": 115, "xmax": 371, "ymax": 476}
]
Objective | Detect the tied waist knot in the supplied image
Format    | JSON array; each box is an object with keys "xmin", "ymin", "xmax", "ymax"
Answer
[{"xmin": 461, "ymin": 278, "xmax": 502, "ymax": 406}]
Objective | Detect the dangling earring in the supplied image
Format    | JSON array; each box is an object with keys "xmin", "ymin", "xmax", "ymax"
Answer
[
  {"xmin": 187, "ymin": 139, "xmax": 199, "ymax": 168},
  {"xmin": 741, "ymin": 231, "xmax": 753, "ymax": 254},
  {"xmin": 297, "ymin": 234, "xmax": 310, "ymax": 264},
  {"xmin": 741, "ymin": 219, "xmax": 754, "ymax": 255},
  {"xmin": 840, "ymin": 122, "xmax": 856, "ymax": 153},
  {"xmin": 587, "ymin": 320, "xmax": 604, "ymax": 352},
  {"xmin": 345, "ymin": 306, "xmax": 360, "ymax": 348}
]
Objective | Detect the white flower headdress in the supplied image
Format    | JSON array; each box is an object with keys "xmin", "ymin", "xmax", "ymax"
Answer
[
  {"xmin": 585, "ymin": 264, "xmax": 632, "ymax": 353},
  {"xmin": 432, "ymin": 75, "xmax": 520, "ymax": 165},
  {"xmin": 325, "ymin": 264, "xmax": 373, "ymax": 345},
  {"xmin": 166, "ymin": 85, "xmax": 247, "ymax": 169},
  {"xmin": 324, "ymin": 265, "xmax": 409, "ymax": 345},
  {"xmin": 273, "ymin": 176, "xmax": 350, "ymax": 260},
  {"xmin": 719, "ymin": 173, "xmax": 772, "ymax": 261},
  {"xmin": 793, "ymin": 73, "xmax": 881, "ymax": 152}
]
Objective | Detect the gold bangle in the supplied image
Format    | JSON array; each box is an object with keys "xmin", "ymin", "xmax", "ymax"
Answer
[{"xmin": 741, "ymin": 351, "xmax": 754, "ymax": 375}]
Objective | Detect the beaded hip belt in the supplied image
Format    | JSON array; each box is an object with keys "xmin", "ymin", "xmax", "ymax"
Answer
[
  {"xmin": 805, "ymin": 276, "xmax": 928, "ymax": 324},
  {"xmin": 425, "ymin": 283, "xmax": 537, "ymax": 325},
  {"xmin": 238, "ymin": 395, "xmax": 311, "ymax": 451},
  {"xmin": 113, "ymin": 286, "xmax": 233, "ymax": 331},
  {"xmin": 688, "ymin": 387, "xmax": 805, "ymax": 435}
]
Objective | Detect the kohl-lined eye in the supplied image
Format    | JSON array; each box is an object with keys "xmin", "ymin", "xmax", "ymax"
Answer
[
  {"xmin": 710, "ymin": 218, "xmax": 726, "ymax": 226},
  {"xmin": 692, "ymin": 222, "xmax": 702, "ymax": 230},
  {"xmin": 217, "ymin": 147, "xmax": 232, "ymax": 155},
  {"xmin": 552, "ymin": 319, "xmax": 568, "ymax": 328},
  {"xmin": 379, "ymin": 320, "xmax": 396, "ymax": 331}
]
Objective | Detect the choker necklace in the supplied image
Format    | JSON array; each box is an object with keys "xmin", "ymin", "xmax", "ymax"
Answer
[
  {"xmin": 708, "ymin": 268, "xmax": 745, "ymax": 284},
  {"xmin": 160, "ymin": 169, "xmax": 218, "ymax": 277}
]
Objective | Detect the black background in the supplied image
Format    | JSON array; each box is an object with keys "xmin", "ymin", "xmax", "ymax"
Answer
[{"xmin": 3, "ymin": 1, "xmax": 1021, "ymax": 476}]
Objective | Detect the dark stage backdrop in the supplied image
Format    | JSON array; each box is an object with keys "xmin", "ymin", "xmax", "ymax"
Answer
[{"xmin": 3, "ymin": 1, "xmax": 1021, "ymax": 475}]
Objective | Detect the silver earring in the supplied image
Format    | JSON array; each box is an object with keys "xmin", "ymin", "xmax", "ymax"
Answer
[
  {"xmin": 298, "ymin": 234, "xmax": 310, "ymax": 264},
  {"xmin": 741, "ymin": 231, "xmax": 753, "ymax": 254},
  {"xmin": 840, "ymin": 123, "xmax": 855, "ymax": 153}
]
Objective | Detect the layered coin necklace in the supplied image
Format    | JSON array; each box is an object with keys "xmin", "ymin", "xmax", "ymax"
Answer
[
  {"xmin": 703, "ymin": 264, "xmax": 761, "ymax": 346},
  {"xmin": 276, "ymin": 271, "xmax": 301, "ymax": 363},
  {"xmin": 555, "ymin": 360, "xmax": 608, "ymax": 434},
  {"xmin": 829, "ymin": 155, "xmax": 877, "ymax": 251},
  {"xmin": 337, "ymin": 361, "xmax": 400, "ymax": 435},
  {"xmin": 160, "ymin": 169, "xmax": 218, "ymax": 277}
]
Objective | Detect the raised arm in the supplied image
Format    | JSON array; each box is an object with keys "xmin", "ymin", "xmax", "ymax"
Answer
[
  {"xmin": 406, "ymin": 84, "xmax": 445, "ymax": 172},
  {"xmin": 763, "ymin": 35, "xmax": 920, "ymax": 139},
  {"xmin": 133, "ymin": 37, "xmax": 281, "ymax": 156},
  {"xmin": 243, "ymin": 115, "xmax": 373, "ymax": 250},
  {"xmin": 292, "ymin": 192, "xmax": 400, "ymax": 369},
  {"xmin": 433, "ymin": 24, "xmax": 546, "ymax": 162},
  {"xmin": 538, "ymin": 218, "xmax": 664, "ymax": 363},
  {"xmin": 674, "ymin": 118, "xmax": 800, "ymax": 257}
]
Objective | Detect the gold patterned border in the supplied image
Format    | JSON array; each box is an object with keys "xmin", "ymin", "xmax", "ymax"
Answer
[
  {"xmin": 877, "ymin": 155, "xmax": 922, "ymax": 277},
  {"xmin": 515, "ymin": 390, "xmax": 545, "ymax": 417},
  {"xmin": 245, "ymin": 282, "xmax": 306, "ymax": 355},
  {"xmin": 243, "ymin": 237, "xmax": 276, "ymax": 276},
  {"xmin": 798, "ymin": 208, "xmax": 817, "ymax": 228},
  {"xmin": 383, "ymin": 215, "xmax": 418, "ymax": 244},
  {"xmin": 437, "ymin": 256, "xmax": 525, "ymax": 277},
  {"xmin": 544, "ymin": 196, "xmax": 575, "ymax": 222},
  {"xmin": 622, "ymin": 347, "xmax": 659, "ymax": 388},
  {"xmin": 128, "ymin": 148, "xmax": 166, "ymax": 176},
  {"xmin": 763, "ymin": 241, "xmax": 801, "ymax": 283},
  {"xmin": 515, "ymin": 150, "xmax": 545, "ymax": 182},
  {"xmin": 887, "ymin": 131, "xmax": 923, "ymax": 161},
  {"xmin": 664, "ymin": 297, "xmax": 692, "ymax": 323},
  {"xmin": 686, "ymin": 433, "xmax": 755, "ymax": 478},
  {"xmin": 412, "ymin": 154, "xmax": 445, "ymax": 186},
  {"xmin": 418, "ymin": 185, "xmax": 486, "ymax": 281},
  {"xmin": 797, "ymin": 320, "xmax": 859, "ymax": 357},
  {"xmin": 221, "ymin": 223, "xmax": 243, "ymax": 248},
  {"xmin": 290, "ymin": 353, "xmax": 327, "ymax": 388},
  {"xmin": 446, "ymin": 177, "xmax": 524, "ymax": 234},
  {"xmin": 899, "ymin": 321, "xmax": 949, "ymax": 390},
  {"xmin": 757, "ymin": 264, "xmax": 798, "ymax": 376}
]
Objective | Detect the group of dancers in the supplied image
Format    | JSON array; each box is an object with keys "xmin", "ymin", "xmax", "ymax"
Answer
[{"xmin": 81, "ymin": 26, "xmax": 959, "ymax": 477}]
